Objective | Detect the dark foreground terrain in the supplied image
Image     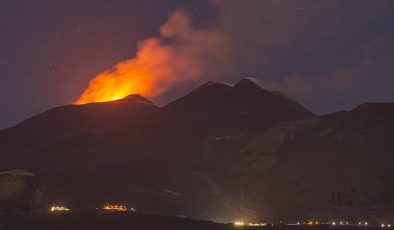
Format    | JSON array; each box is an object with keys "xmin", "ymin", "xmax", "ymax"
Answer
[
  {"xmin": 0, "ymin": 212, "xmax": 390, "ymax": 230},
  {"xmin": 2, "ymin": 212, "xmax": 226, "ymax": 230}
]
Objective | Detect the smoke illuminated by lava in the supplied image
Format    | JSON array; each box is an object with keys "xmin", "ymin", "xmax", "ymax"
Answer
[{"xmin": 75, "ymin": 10, "xmax": 231, "ymax": 104}]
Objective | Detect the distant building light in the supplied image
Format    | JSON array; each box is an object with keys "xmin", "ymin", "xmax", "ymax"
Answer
[
  {"xmin": 332, "ymin": 222, "xmax": 336, "ymax": 226},
  {"xmin": 103, "ymin": 204, "xmax": 127, "ymax": 211},
  {"xmin": 234, "ymin": 221, "xmax": 245, "ymax": 226},
  {"xmin": 359, "ymin": 222, "xmax": 362, "ymax": 225},
  {"xmin": 387, "ymin": 224, "xmax": 391, "ymax": 227},
  {"xmin": 382, "ymin": 224, "xmax": 386, "ymax": 228},
  {"xmin": 365, "ymin": 222, "xmax": 368, "ymax": 226},
  {"xmin": 247, "ymin": 223, "xmax": 266, "ymax": 226},
  {"xmin": 50, "ymin": 206, "xmax": 70, "ymax": 212}
]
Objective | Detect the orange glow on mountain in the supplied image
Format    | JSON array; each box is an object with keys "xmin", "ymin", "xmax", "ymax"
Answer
[
  {"xmin": 75, "ymin": 55, "xmax": 159, "ymax": 104},
  {"xmin": 75, "ymin": 38, "xmax": 176, "ymax": 104},
  {"xmin": 74, "ymin": 9, "xmax": 229, "ymax": 105},
  {"xmin": 75, "ymin": 70, "xmax": 148, "ymax": 104}
]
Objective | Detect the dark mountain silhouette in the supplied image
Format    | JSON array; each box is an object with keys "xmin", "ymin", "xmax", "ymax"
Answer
[
  {"xmin": 162, "ymin": 78, "xmax": 312, "ymax": 136},
  {"xmin": 0, "ymin": 79, "xmax": 393, "ymax": 224},
  {"xmin": 0, "ymin": 93, "xmax": 158, "ymax": 137}
]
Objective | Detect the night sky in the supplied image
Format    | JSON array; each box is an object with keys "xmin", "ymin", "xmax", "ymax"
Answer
[{"xmin": 1, "ymin": 0, "xmax": 394, "ymax": 129}]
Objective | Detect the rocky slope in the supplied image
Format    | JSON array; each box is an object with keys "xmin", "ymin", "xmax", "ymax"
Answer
[
  {"xmin": 0, "ymin": 170, "xmax": 44, "ymax": 212},
  {"xmin": 229, "ymin": 103, "xmax": 394, "ymax": 222}
]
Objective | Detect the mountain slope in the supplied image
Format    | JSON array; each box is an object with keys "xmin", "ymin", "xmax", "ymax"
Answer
[
  {"xmin": 0, "ymin": 94, "xmax": 160, "ymax": 171},
  {"xmin": 0, "ymin": 80, "xmax": 392, "ymax": 223},
  {"xmin": 231, "ymin": 102, "xmax": 394, "ymax": 221},
  {"xmin": 162, "ymin": 78, "xmax": 313, "ymax": 136}
]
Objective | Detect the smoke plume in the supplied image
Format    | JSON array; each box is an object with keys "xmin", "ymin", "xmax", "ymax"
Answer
[
  {"xmin": 76, "ymin": 0, "xmax": 394, "ymax": 115},
  {"xmin": 76, "ymin": 9, "xmax": 232, "ymax": 104}
]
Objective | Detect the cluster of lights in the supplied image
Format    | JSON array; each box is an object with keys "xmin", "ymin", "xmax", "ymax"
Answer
[
  {"xmin": 248, "ymin": 223, "xmax": 266, "ymax": 227},
  {"xmin": 308, "ymin": 221, "xmax": 319, "ymax": 225},
  {"xmin": 234, "ymin": 221, "xmax": 266, "ymax": 227},
  {"xmin": 357, "ymin": 222, "xmax": 369, "ymax": 226},
  {"xmin": 46, "ymin": 201, "xmax": 393, "ymax": 229},
  {"xmin": 331, "ymin": 221, "xmax": 367, "ymax": 226},
  {"xmin": 234, "ymin": 221, "xmax": 245, "ymax": 226},
  {"xmin": 235, "ymin": 219, "xmax": 391, "ymax": 228},
  {"xmin": 50, "ymin": 206, "xmax": 70, "ymax": 212},
  {"xmin": 103, "ymin": 204, "xmax": 128, "ymax": 211},
  {"xmin": 336, "ymin": 221, "xmax": 349, "ymax": 225}
]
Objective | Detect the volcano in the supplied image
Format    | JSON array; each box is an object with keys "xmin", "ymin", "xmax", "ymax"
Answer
[{"xmin": 0, "ymin": 79, "xmax": 393, "ymax": 223}]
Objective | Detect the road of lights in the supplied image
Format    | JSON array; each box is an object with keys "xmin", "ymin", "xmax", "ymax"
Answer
[{"xmin": 233, "ymin": 219, "xmax": 392, "ymax": 228}]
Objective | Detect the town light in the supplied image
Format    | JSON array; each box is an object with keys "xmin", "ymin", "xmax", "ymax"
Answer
[
  {"xmin": 247, "ymin": 223, "xmax": 266, "ymax": 226},
  {"xmin": 103, "ymin": 204, "xmax": 127, "ymax": 211},
  {"xmin": 50, "ymin": 206, "xmax": 70, "ymax": 212}
]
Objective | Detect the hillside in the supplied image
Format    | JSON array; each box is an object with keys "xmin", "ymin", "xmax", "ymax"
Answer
[{"xmin": 0, "ymin": 79, "xmax": 393, "ymax": 223}]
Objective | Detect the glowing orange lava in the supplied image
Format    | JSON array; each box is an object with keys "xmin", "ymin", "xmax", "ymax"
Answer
[
  {"xmin": 74, "ymin": 37, "xmax": 179, "ymax": 105},
  {"xmin": 75, "ymin": 60, "xmax": 153, "ymax": 104}
]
